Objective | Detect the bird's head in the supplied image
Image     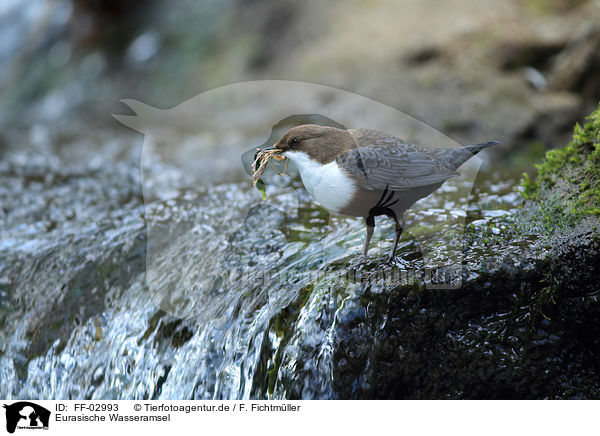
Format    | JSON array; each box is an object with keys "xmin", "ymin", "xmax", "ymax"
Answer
[{"xmin": 273, "ymin": 124, "xmax": 354, "ymax": 164}]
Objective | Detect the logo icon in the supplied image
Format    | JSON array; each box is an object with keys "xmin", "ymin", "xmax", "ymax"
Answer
[{"xmin": 3, "ymin": 402, "xmax": 50, "ymax": 434}]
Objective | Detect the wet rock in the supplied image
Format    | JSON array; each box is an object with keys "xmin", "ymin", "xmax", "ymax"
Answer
[{"xmin": 330, "ymin": 222, "xmax": 600, "ymax": 399}]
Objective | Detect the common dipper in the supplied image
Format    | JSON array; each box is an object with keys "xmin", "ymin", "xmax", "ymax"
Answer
[{"xmin": 270, "ymin": 124, "xmax": 497, "ymax": 261}]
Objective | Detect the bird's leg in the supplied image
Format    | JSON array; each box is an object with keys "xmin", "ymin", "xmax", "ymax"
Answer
[
  {"xmin": 363, "ymin": 215, "xmax": 375, "ymax": 258},
  {"xmin": 387, "ymin": 213, "xmax": 403, "ymax": 262}
]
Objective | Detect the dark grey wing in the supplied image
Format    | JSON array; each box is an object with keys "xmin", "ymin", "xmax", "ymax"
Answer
[{"xmin": 336, "ymin": 129, "xmax": 458, "ymax": 191}]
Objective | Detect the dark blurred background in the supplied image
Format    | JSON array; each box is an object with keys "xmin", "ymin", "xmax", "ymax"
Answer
[{"xmin": 1, "ymin": 0, "xmax": 599, "ymax": 172}]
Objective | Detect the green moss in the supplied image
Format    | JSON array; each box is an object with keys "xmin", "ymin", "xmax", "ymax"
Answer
[
  {"xmin": 273, "ymin": 285, "xmax": 313, "ymax": 338},
  {"xmin": 521, "ymin": 103, "xmax": 600, "ymax": 227}
]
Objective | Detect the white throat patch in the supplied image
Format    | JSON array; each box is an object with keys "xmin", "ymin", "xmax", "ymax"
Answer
[{"xmin": 284, "ymin": 151, "xmax": 356, "ymax": 213}]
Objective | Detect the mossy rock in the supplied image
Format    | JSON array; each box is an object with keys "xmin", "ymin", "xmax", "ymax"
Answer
[{"xmin": 522, "ymin": 103, "xmax": 600, "ymax": 227}]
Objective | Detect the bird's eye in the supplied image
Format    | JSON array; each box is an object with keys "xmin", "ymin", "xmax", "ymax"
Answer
[{"xmin": 290, "ymin": 137, "xmax": 301, "ymax": 147}]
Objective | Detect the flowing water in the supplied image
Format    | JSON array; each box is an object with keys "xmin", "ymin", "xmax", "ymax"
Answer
[{"xmin": 0, "ymin": 144, "xmax": 532, "ymax": 399}]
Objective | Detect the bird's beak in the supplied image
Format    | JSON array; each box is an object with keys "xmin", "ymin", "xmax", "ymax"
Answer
[
  {"xmin": 268, "ymin": 139, "xmax": 287, "ymax": 153},
  {"xmin": 270, "ymin": 142, "xmax": 284, "ymax": 153}
]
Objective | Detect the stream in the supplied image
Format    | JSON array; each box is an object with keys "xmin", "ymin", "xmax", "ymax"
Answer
[{"xmin": 1, "ymin": 146, "xmax": 539, "ymax": 399}]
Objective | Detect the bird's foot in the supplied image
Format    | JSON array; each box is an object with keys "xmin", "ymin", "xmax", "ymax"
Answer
[{"xmin": 386, "ymin": 253, "xmax": 411, "ymax": 268}]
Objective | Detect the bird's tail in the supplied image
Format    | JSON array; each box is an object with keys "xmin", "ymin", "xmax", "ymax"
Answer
[
  {"xmin": 446, "ymin": 141, "xmax": 498, "ymax": 169},
  {"xmin": 464, "ymin": 141, "xmax": 499, "ymax": 155}
]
